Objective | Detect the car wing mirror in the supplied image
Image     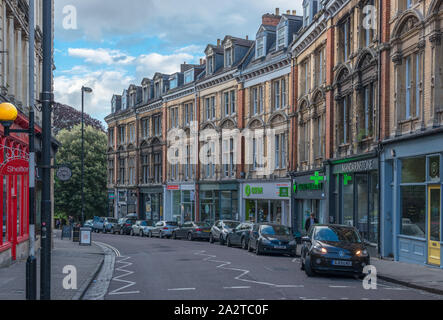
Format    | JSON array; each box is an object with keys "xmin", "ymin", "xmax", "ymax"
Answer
[{"xmin": 302, "ymin": 236, "xmax": 311, "ymax": 243}]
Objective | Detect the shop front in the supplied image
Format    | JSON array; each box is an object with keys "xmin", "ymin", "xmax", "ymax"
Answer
[
  {"xmin": 327, "ymin": 154, "xmax": 379, "ymax": 255},
  {"xmin": 139, "ymin": 187, "xmax": 163, "ymax": 222},
  {"xmin": 381, "ymin": 132, "xmax": 443, "ymax": 267},
  {"xmin": 166, "ymin": 184, "xmax": 196, "ymax": 224},
  {"xmin": 292, "ymin": 171, "xmax": 326, "ymax": 235},
  {"xmin": 199, "ymin": 183, "xmax": 239, "ymax": 224},
  {"xmin": 241, "ymin": 181, "xmax": 291, "ymax": 227}
]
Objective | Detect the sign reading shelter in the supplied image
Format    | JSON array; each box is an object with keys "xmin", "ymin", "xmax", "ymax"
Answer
[{"xmin": 0, "ymin": 159, "xmax": 29, "ymax": 175}]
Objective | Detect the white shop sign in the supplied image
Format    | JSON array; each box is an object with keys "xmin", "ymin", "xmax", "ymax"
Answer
[{"xmin": 242, "ymin": 182, "xmax": 291, "ymax": 200}]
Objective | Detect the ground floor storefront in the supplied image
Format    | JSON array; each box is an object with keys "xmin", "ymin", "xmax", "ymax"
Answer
[
  {"xmin": 240, "ymin": 180, "xmax": 291, "ymax": 227},
  {"xmin": 326, "ymin": 154, "xmax": 380, "ymax": 256},
  {"xmin": 139, "ymin": 187, "xmax": 164, "ymax": 222},
  {"xmin": 381, "ymin": 131, "xmax": 443, "ymax": 267},
  {"xmin": 165, "ymin": 183, "xmax": 196, "ymax": 224},
  {"xmin": 198, "ymin": 182, "xmax": 239, "ymax": 224},
  {"xmin": 292, "ymin": 170, "xmax": 326, "ymax": 235},
  {"xmin": 115, "ymin": 188, "xmax": 137, "ymax": 218}
]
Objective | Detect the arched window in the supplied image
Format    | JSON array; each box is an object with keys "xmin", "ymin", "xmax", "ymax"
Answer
[{"xmin": 298, "ymin": 101, "xmax": 310, "ymax": 165}]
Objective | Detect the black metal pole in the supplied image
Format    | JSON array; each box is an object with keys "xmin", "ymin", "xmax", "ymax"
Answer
[
  {"xmin": 40, "ymin": 0, "xmax": 53, "ymax": 301},
  {"xmin": 25, "ymin": 0, "xmax": 37, "ymax": 301},
  {"xmin": 81, "ymin": 89, "xmax": 84, "ymax": 225}
]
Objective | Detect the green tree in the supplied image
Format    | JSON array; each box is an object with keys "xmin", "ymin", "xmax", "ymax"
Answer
[{"xmin": 55, "ymin": 124, "xmax": 108, "ymax": 222}]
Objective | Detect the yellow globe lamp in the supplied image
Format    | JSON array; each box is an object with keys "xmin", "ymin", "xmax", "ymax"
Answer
[{"xmin": 0, "ymin": 102, "xmax": 18, "ymax": 122}]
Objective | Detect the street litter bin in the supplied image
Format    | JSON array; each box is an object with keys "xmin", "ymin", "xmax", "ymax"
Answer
[
  {"xmin": 80, "ymin": 227, "xmax": 92, "ymax": 246},
  {"xmin": 72, "ymin": 226, "xmax": 80, "ymax": 242}
]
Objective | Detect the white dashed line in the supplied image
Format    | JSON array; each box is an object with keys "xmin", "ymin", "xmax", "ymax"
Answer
[
  {"xmin": 329, "ymin": 285, "xmax": 351, "ymax": 288},
  {"xmin": 275, "ymin": 285, "xmax": 305, "ymax": 288},
  {"xmin": 168, "ymin": 288, "xmax": 196, "ymax": 291},
  {"xmin": 223, "ymin": 286, "xmax": 251, "ymax": 289}
]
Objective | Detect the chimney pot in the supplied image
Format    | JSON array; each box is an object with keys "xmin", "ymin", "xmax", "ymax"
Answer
[
  {"xmin": 246, "ymin": 35, "xmax": 248, "ymax": 40},
  {"xmin": 275, "ymin": 8, "xmax": 280, "ymax": 15},
  {"xmin": 287, "ymin": 10, "xmax": 290, "ymax": 14},
  {"xmin": 292, "ymin": 10, "xmax": 296, "ymax": 15}
]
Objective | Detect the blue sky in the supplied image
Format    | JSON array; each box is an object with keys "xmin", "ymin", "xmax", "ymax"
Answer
[{"xmin": 54, "ymin": 0, "xmax": 303, "ymax": 125}]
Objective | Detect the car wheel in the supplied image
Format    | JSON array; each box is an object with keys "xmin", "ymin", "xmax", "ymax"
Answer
[
  {"xmin": 159, "ymin": 231, "xmax": 163, "ymax": 239},
  {"xmin": 241, "ymin": 237, "xmax": 247, "ymax": 250},
  {"xmin": 130, "ymin": 230, "xmax": 134, "ymax": 236},
  {"xmin": 140, "ymin": 231, "xmax": 144, "ymax": 237},
  {"xmin": 247, "ymin": 240, "xmax": 253, "ymax": 252},
  {"xmin": 219, "ymin": 235, "xmax": 225, "ymax": 246},
  {"xmin": 304, "ymin": 256, "xmax": 315, "ymax": 277},
  {"xmin": 255, "ymin": 242, "xmax": 262, "ymax": 256},
  {"xmin": 226, "ymin": 236, "xmax": 232, "ymax": 247},
  {"xmin": 209, "ymin": 234, "xmax": 214, "ymax": 244},
  {"xmin": 149, "ymin": 231, "xmax": 152, "ymax": 238},
  {"xmin": 188, "ymin": 233, "xmax": 193, "ymax": 241}
]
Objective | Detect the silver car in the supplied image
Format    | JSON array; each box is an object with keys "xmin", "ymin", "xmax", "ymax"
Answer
[
  {"xmin": 149, "ymin": 221, "xmax": 179, "ymax": 238},
  {"xmin": 131, "ymin": 220, "xmax": 154, "ymax": 236}
]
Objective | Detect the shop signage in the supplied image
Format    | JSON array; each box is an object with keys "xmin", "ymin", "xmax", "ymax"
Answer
[
  {"xmin": 167, "ymin": 185, "xmax": 180, "ymax": 191},
  {"xmin": 333, "ymin": 158, "xmax": 378, "ymax": 174},
  {"xmin": 292, "ymin": 173, "xmax": 326, "ymax": 200},
  {"xmin": 243, "ymin": 182, "xmax": 290, "ymax": 199},
  {"xmin": 294, "ymin": 182, "xmax": 324, "ymax": 193},
  {"xmin": 109, "ymin": 192, "xmax": 115, "ymax": 200},
  {"xmin": 56, "ymin": 166, "xmax": 72, "ymax": 181},
  {"xmin": 0, "ymin": 159, "xmax": 29, "ymax": 175}
]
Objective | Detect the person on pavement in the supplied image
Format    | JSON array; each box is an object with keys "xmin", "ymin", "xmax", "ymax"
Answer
[{"xmin": 305, "ymin": 212, "xmax": 319, "ymax": 232}]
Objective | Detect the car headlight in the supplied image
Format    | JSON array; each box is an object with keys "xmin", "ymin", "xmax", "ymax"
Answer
[
  {"xmin": 312, "ymin": 246, "xmax": 328, "ymax": 255},
  {"xmin": 261, "ymin": 239, "xmax": 272, "ymax": 245},
  {"xmin": 356, "ymin": 249, "xmax": 368, "ymax": 257}
]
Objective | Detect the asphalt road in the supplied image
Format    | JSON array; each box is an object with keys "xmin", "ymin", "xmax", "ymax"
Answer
[{"xmin": 89, "ymin": 232, "xmax": 443, "ymax": 301}]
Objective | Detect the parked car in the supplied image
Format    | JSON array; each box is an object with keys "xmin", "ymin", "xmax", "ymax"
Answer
[
  {"xmin": 92, "ymin": 217, "xmax": 106, "ymax": 233},
  {"xmin": 248, "ymin": 223, "xmax": 297, "ymax": 257},
  {"xmin": 149, "ymin": 221, "xmax": 179, "ymax": 238},
  {"xmin": 226, "ymin": 222, "xmax": 254, "ymax": 249},
  {"xmin": 83, "ymin": 219, "xmax": 94, "ymax": 228},
  {"xmin": 172, "ymin": 221, "xmax": 212, "ymax": 241},
  {"xmin": 104, "ymin": 218, "xmax": 118, "ymax": 233},
  {"xmin": 141, "ymin": 221, "xmax": 157, "ymax": 237},
  {"xmin": 131, "ymin": 220, "xmax": 153, "ymax": 236},
  {"xmin": 114, "ymin": 216, "xmax": 137, "ymax": 235},
  {"xmin": 210, "ymin": 220, "xmax": 240, "ymax": 245},
  {"xmin": 300, "ymin": 225, "xmax": 370, "ymax": 278}
]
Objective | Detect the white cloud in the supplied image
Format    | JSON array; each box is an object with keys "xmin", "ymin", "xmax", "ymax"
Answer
[
  {"xmin": 135, "ymin": 52, "xmax": 196, "ymax": 78},
  {"xmin": 54, "ymin": 69, "xmax": 135, "ymax": 121},
  {"xmin": 68, "ymin": 48, "xmax": 136, "ymax": 65}
]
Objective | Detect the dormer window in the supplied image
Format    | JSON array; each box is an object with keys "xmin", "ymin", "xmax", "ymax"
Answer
[
  {"xmin": 207, "ymin": 56, "xmax": 214, "ymax": 74},
  {"xmin": 184, "ymin": 70, "xmax": 194, "ymax": 84},
  {"xmin": 277, "ymin": 20, "xmax": 287, "ymax": 49},
  {"xmin": 122, "ymin": 91, "xmax": 128, "ymax": 110},
  {"xmin": 303, "ymin": 0, "xmax": 319, "ymax": 27},
  {"xmin": 225, "ymin": 47, "xmax": 233, "ymax": 67},
  {"xmin": 256, "ymin": 37, "xmax": 265, "ymax": 58},
  {"xmin": 170, "ymin": 76, "xmax": 178, "ymax": 90}
]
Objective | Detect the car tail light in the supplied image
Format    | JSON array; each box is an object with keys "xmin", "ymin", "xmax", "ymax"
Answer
[
  {"xmin": 195, "ymin": 228, "xmax": 202, "ymax": 232},
  {"xmin": 125, "ymin": 224, "xmax": 131, "ymax": 227},
  {"xmin": 163, "ymin": 227, "xmax": 169, "ymax": 230}
]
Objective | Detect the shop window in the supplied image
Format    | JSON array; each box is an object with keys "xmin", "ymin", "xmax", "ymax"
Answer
[
  {"xmin": 400, "ymin": 185, "xmax": 426, "ymax": 238},
  {"xmin": 343, "ymin": 175, "xmax": 354, "ymax": 226},
  {"xmin": 401, "ymin": 157, "xmax": 426, "ymax": 183},
  {"xmin": 428, "ymin": 156, "xmax": 440, "ymax": 183}
]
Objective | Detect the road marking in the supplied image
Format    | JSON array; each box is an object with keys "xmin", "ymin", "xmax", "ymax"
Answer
[
  {"xmin": 223, "ymin": 286, "xmax": 251, "ymax": 289},
  {"xmin": 194, "ymin": 250, "xmax": 303, "ymax": 288},
  {"xmin": 94, "ymin": 241, "xmax": 121, "ymax": 257},
  {"xmin": 329, "ymin": 285, "xmax": 351, "ymax": 288},
  {"xmin": 275, "ymin": 285, "xmax": 304, "ymax": 288},
  {"xmin": 168, "ymin": 288, "xmax": 196, "ymax": 291},
  {"xmin": 108, "ymin": 256, "xmax": 140, "ymax": 296}
]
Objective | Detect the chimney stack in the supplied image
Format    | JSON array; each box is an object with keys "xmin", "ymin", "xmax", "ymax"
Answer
[
  {"xmin": 292, "ymin": 10, "xmax": 297, "ymax": 15},
  {"xmin": 200, "ymin": 58, "xmax": 203, "ymax": 65},
  {"xmin": 246, "ymin": 35, "xmax": 248, "ymax": 40},
  {"xmin": 217, "ymin": 39, "xmax": 221, "ymax": 46},
  {"xmin": 275, "ymin": 8, "xmax": 280, "ymax": 16}
]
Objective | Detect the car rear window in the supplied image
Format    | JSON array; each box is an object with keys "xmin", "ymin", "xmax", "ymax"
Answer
[{"xmin": 166, "ymin": 221, "xmax": 178, "ymax": 226}]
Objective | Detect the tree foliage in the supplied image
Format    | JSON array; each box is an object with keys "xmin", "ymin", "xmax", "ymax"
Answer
[{"xmin": 55, "ymin": 124, "xmax": 108, "ymax": 221}]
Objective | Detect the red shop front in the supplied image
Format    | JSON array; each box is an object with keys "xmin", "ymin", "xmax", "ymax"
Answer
[{"xmin": 0, "ymin": 113, "xmax": 36, "ymax": 265}]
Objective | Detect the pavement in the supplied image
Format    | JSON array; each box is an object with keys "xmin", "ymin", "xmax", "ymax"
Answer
[
  {"xmin": 83, "ymin": 232, "xmax": 443, "ymax": 300},
  {"xmin": 0, "ymin": 229, "xmax": 104, "ymax": 300},
  {"xmin": 371, "ymin": 257, "xmax": 443, "ymax": 295}
]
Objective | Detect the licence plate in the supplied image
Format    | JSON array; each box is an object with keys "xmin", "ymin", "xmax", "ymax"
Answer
[
  {"xmin": 203, "ymin": 230, "xmax": 210, "ymax": 233},
  {"xmin": 332, "ymin": 260, "xmax": 352, "ymax": 267},
  {"xmin": 274, "ymin": 245, "xmax": 287, "ymax": 249}
]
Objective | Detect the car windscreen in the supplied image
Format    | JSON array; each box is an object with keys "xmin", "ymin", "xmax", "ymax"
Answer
[
  {"xmin": 196, "ymin": 222, "xmax": 211, "ymax": 228},
  {"xmin": 107, "ymin": 219, "xmax": 117, "ymax": 223},
  {"xmin": 166, "ymin": 221, "xmax": 178, "ymax": 226},
  {"xmin": 313, "ymin": 226, "xmax": 362, "ymax": 243},
  {"xmin": 260, "ymin": 225, "xmax": 290, "ymax": 236},
  {"xmin": 224, "ymin": 221, "xmax": 240, "ymax": 229}
]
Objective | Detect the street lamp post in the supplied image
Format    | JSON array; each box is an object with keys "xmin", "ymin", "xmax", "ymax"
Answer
[{"xmin": 81, "ymin": 86, "xmax": 92, "ymax": 225}]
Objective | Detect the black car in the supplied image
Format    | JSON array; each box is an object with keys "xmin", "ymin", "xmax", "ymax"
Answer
[
  {"xmin": 226, "ymin": 222, "xmax": 254, "ymax": 249},
  {"xmin": 300, "ymin": 225, "xmax": 370, "ymax": 278},
  {"xmin": 210, "ymin": 220, "xmax": 240, "ymax": 245},
  {"xmin": 247, "ymin": 224, "xmax": 297, "ymax": 256},
  {"xmin": 172, "ymin": 221, "xmax": 212, "ymax": 241},
  {"xmin": 114, "ymin": 216, "xmax": 137, "ymax": 235}
]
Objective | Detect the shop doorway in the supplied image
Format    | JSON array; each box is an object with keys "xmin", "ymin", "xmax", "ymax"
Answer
[{"xmin": 428, "ymin": 186, "xmax": 441, "ymax": 266}]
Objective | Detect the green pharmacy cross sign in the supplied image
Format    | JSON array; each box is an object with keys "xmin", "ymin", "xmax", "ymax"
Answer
[
  {"xmin": 310, "ymin": 171, "xmax": 325, "ymax": 186},
  {"xmin": 344, "ymin": 174, "xmax": 352, "ymax": 186}
]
